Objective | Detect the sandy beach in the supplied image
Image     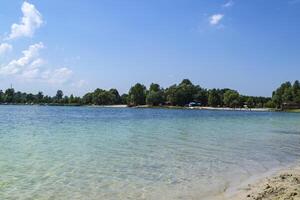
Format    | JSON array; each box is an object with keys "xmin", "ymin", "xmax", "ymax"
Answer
[
  {"xmin": 86, "ymin": 105, "xmax": 128, "ymax": 108},
  {"xmin": 134, "ymin": 105, "xmax": 271, "ymax": 112},
  {"xmin": 215, "ymin": 164, "xmax": 300, "ymax": 200},
  {"xmin": 190, "ymin": 106, "xmax": 271, "ymax": 112}
]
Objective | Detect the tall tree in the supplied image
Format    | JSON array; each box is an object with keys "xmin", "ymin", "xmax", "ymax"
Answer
[
  {"xmin": 193, "ymin": 88, "xmax": 208, "ymax": 106},
  {"xmin": 37, "ymin": 92, "xmax": 44, "ymax": 103},
  {"xmin": 109, "ymin": 88, "xmax": 121, "ymax": 104},
  {"xmin": 208, "ymin": 89, "xmax": 222, "ymax": 107},
  {"xmin": 292, "ymin": 80, "xmax": 300, "ymax": 103},
  {"xmin": 128, "ymin": 83, "xmax": 147, "ymax": 106},
  {"xmin": 56, "ymin": 90, "xmax": 64, "ymax": 101},
  {"xmin": 223, "ymin": 90, "xmax": 240, "ymax": 108},
  {"xmin": 146, "ymin": 83, "xmax": 164, "ymax": 106},
  {"xmin": 5, "ymin": 88, "xmax": 15, "ymax": 103},
  {"xmin": 120, "ymin": 94, "xmax": 129, "ymax": 105}
]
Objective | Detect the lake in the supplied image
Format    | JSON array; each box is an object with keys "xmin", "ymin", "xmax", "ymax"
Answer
[{"xmin": 0, "ymin": 106, "xmax": 300, "ymax": 199}]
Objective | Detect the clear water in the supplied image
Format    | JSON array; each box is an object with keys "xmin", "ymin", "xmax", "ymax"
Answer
[{"xmin": 0, "ymin": 106, "xmax": 300, "ymax": 200}]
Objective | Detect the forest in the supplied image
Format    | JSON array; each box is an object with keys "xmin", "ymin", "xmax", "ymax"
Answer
[{"xmin": 1, "ymin": 79, "xmax": 299, "ymax": 109}]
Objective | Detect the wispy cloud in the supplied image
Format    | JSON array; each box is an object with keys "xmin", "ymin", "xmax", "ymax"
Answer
[
  {"xmin": 223, "ymin": 0, "xmax": 234, "ymax": 8},
  {"xmin": 0, "ymin": 43, "xmax": 13, "ymax": 55},
  {"xmin": 209, "ymin": 14, "xmax": 224, "ymax": 25},
  {"xmin": 6, "ymin": 1, "xmax": 43, "ymax": 40}
]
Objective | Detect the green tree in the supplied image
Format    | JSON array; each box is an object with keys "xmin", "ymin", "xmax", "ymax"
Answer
[
  {"xmin": 92, "ymin": 89, "xmax": 112, "ymax": 105},
  {"xmin": 272, "ymin": 82, "xmax": 292, "ymax": 108},
  {"xmin": 282, "ymin": 87, "xmax": 293, "ymax": 103},
  {"xmin": 0, "ymin": 90, "xmax": 4, "ymax": 103},
  {"xmin": 109, "ymin": 88, "xmax": 121, "ymax": 104},
  {"xmin": 271, "ymin": 80, "xmax": 300, "ymax": 108},
  {"xmin": 246, "ymin": 97, "xmax": 254, "ymax": 108},
  {"xmin": 208, "ymin": 89, "xmax": 222, "ymax": 107},
  {"xmin": 37, "ymin": 92, "xmax": 44, "ymax": 103},
  {"xmin": 43, "ymin": 95, "xmax": 52, "ymax": 104},
  {"xmin": 176, "ymin": 79, "xmax": 197, "ymax": 106},
  {"xmin": 69, "ymin": 94, "xmax": 75, "ymax": 104},
  {"xmin": 223, "ymin": 90, "xmax": 240, "ymax": 108},
  {"xmin": 5, "ymin": 88, "xmax": 15, "ymax": 103},
  {"xmin": 165, "ymin": 79, "xmax": 198, "ymax": 106},
  {"xmin": 193, "ymin": 88, "xmax": 208, "ymax": 106},
  {"xmin": 265, "ymin": 100, "xmax": 275, "ymax": 108},
  {"xmin": 55, "ymin": 90, "xmax": 64, "ymax": 102},
  {"xmin": 180, "ymin": 79, "xmax": 193, "ymax": 85},
  {"xmin": 292, "ymin": 80, "xmax": 300, "ymax": 103},
  {"xmin": 128, "ymin": 83, "xmax": 147, "ymax": 106},
  {"xmin": 146, "ymin": 83, "xmax": 164, "ymax": 106},
  {"xmin": 149, "ymin": 83, "xmax": 160, "ymax": 92},
  {"xmin": 63, "ymin": 96, "xmax": 69, "ymax": 104},
  {"xmin": 26, "ymin": 93, "xmax": 35, "ymax": 104},
  {"xmin": 82, "ymin": 92, "xmax": 93, "ymax": 104},
  {"xmin": 165, "ymin": 84, "xmax": 177, "ymax": 105},
  {"xmin": 120, "ymin": 94, "xmax": 128, "ymax": 105}
]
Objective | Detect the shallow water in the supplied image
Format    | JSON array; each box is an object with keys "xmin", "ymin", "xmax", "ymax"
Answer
[{"xmin": 0, "ymin": 106, "xmax": 300, "ymax": 199}]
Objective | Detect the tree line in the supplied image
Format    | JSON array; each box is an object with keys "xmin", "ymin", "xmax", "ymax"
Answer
[
  {"xmin": 271, "ymin": 80, "xmax": 300, "ymax": 109},
  {"xmin": 0, "ymin": 79, "xmax": 298, "ymax": 109},
  {"xmin": 125, "ymin": 79, "xmax": 271, "ymax": 108}
]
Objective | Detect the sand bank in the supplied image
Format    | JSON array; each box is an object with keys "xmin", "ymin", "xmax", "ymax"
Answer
[
  {"xmin": 86, "ymin": 105, "xmax": 128, "ymax": 108},
  {"xmin": 215, "ymin": 165, "xmax": 300, "ymax": 200},
  {"xmin": 190, "ymin": 106, "xmax": 271, "ymax": 112}
]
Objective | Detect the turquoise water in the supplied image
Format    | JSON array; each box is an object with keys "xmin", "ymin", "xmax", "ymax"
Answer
[{"xmin": 0, "ymin": 106, "xmax": 300, "ymax": 199}]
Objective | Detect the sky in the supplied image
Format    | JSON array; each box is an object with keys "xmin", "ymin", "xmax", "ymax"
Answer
[{"xmin": 0, "ymin": 0, "xmax": 299, "ymax": 97}]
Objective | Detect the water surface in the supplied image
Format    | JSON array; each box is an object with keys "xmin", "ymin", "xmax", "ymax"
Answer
[{"xmin": 0, "ymin": 106, "xmax": 300, "ymax": 199}]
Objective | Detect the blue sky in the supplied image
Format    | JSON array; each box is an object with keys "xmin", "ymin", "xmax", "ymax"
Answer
[{"xmin": 0, "ymin": 0, "xmax": 299, "ymax": 96}]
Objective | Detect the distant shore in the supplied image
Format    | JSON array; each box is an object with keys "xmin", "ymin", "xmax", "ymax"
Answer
[
  {"xmin": 89, "ymin": 104, "xmax": 272, "ymax": 112},
  {"xmin": 0, "ymin": 103, "xmax": 278, "ymax": 112},
  {"xmin": 86, "ymin": 105, "xmax": 300, "ymax": 112},
  {"xmin": 134, "ymin": 105, "xmax": 272, "ymax": 112},
  {"xmin": 1, "ymin": 103, "xmax": 300, "ymax": 112},
  {"xmin": 85, "ymin": 104, "xmax": 128, "ymax": 108},
  {"xmin": 217, "ymin": 163, "xmax": 300, "ymax": 200},
  {"xmin": 188, "ymin": 106, "xmax": 271, "ymax": 112}
]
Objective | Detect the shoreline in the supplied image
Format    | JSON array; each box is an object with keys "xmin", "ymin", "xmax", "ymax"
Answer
[
  {"xmin": 214, "ymin": 163, "xmax": 300, "ymax": 200},
  {"xmin": 0, "ymin": 103, "xmax": 300, "ymax": 113},
  {"xmin": 134, "ymin": 105, "xmax": 272, "ymax": 112},
  {"xmin": 85, "ymin": 104, "xmax": 128, "ymax": 108},
  {"xmin": 188, "ymin": 106, "xmax": 271, "ymax": 112},
  {"xmin": 2, "ymin": 103, "xmax": 300, "ymax": 113}
]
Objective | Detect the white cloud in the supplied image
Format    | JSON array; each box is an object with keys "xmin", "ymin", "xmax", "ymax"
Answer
[
  {"xmin": 0, "ymin": 42, "xmax": 76, "ymax": 86},
  {"xmin": 21, "ymin": 67, "xmax": 40, "ymax": 79},
  {"xmin": 42, "ymin": 67, "xmax": 73, "ymax": 84},
  {"xmin": 7, "ymin": 1, "xmax": 43, "ymax": 40},
  {"xmin": 209, "ymin": 14, "xmax": 224, "ymax": 25},
  {"xmin": 29, "ymin": 58, "xmax": 44, "ymax": 69},
  {"xmin": 0, "ymin": 42, "xmax": 44, "ymax": 75},
  {"xmin": 0, "ymin": 43, "xmax": 13, "ymax": 55},
  {"xmin": 20, "ymin": 58, "xmax": 45, "ymax": 79},
  {"xmin": 223, "ymin": 0, "xmax": 234, "ymax": 8},
  {"xmin": 0, "ymin": 2, "xmax": 81, "ymax": 88}
]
